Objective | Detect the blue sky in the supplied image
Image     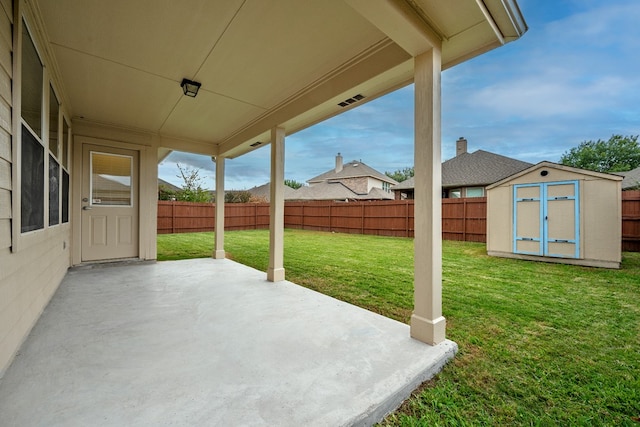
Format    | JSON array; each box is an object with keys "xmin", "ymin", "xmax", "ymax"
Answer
[{"xmin": 159, "ymin": 0, "xmax": 640, "ymax": 190}]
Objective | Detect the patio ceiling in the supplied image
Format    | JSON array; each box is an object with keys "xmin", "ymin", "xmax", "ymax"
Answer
[{"xmin": 33, "ymin": 0, "xmax": 526, "ymax": 159}]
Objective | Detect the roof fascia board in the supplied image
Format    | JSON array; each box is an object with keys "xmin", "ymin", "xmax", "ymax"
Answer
[
  {"xmin": 345, "ymin": 0, "xmax": 442, "ymax": 56},
  {"xmin": 487, "ymin": 161, "xmax": 623, "ymax": 189},
  {"xmin": 482, "ymin": 0, "xmax": 528, "ymax": 41}
]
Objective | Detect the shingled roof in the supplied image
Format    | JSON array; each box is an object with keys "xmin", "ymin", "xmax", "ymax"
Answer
[
  {"xmin": 288, "ymin": 181, "xmax": 394, "ymax": 201},
  {"xmin": 307, "ymin": 159, "xmax": 398, "ymax": 186},
  {"xmin": 621, "ymin": 166, "xmax": 640, "ymax": 190},
  {"xmin": 247, "ymin": 183, "xmax": 298, "ymax": 202},
  {"xmin": 392, "ymin": 150, "xmax": 532, "ymax": 191}
]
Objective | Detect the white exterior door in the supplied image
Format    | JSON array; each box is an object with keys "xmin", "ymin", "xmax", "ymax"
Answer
[{"xmin": 81, "ymin": 144, "xmax": 139, "ymax": 261}]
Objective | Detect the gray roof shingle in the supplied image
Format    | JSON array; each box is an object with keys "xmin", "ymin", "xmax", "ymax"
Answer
[
  {"xmin": 621, "ymin": 166, "xmax": 640, "ymax": 190},
  {"xmin": 289, "ymin": 181, "xmax": 394, "ymax": 201},
  {"xmin": 392, "ymin": 150, "xmax": 532, "ymax": 190},
  {"xmin": 247, "ymin": 183, "xmax": 298, "ymax": 202},
  {"xmin": 307, "ymin": 160, "xmax": 398, "ymax": 185}
]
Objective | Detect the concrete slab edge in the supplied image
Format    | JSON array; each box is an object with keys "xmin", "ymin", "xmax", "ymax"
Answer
[{"xmin": 348, "ymin": 339, "xmax": 459, "ymax": 427}]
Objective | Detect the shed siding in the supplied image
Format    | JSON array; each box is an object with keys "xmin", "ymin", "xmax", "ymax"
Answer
[
  {"xmin": 487, "ymin": 163, "xmax": 621, "ymax": 269},
  {"xmin": 0, "ymin": 5, "xmax": 71, "ymax": 377}
]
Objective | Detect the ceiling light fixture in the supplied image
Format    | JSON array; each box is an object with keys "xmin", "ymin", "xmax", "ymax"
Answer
[{"xmin": 180, "ymin": 78, "xmax": 201, "ymax": 97}]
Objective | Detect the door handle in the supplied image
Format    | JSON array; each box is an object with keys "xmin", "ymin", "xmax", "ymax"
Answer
[{"xmin": 82, "ymin": 206, "xmax": 92, "ymax": 210}]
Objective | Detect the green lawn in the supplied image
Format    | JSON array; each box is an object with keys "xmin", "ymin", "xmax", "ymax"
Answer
[{"xmin": 157, "ymin": 229, "xmax": 640, "ymax": 426}]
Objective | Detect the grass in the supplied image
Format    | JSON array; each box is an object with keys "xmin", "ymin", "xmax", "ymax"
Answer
[{"xmin": 157, "ymin": 229, "xmax": 640, "ymax": 426}]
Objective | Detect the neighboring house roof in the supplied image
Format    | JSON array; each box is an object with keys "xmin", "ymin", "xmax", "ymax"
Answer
[
  {"xmin": 442, "ymin": 150, "xmax": 532, "ymax": 188},
  {"xmin": 247, "ymin": 183, "xmax": 298, "ymax": 202},
  {"xmin": 392, "ymin": 150, "xmax": 532, "ymax": 191},
  {"xmin": 621, "ymin": 167, "xmax": 640, "ymax": 190},
  {"xmin": 289, "ymin": 181, "xmax": 394, "ymax": 201},
  {"xmin": 158, "ymin": 178, "xmax": 181, "ymax": 192},
  {"xmin": 308, "ymin": 160, "xmax": 398, "ymax": 186}
]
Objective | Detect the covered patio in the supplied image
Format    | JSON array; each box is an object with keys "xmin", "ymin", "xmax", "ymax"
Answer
[{"xmin": 0, "ymin": 258, "xmax": 456, "ymax": 426}]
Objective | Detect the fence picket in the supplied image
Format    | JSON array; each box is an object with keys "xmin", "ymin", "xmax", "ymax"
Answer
[{"xmin": 157, "ymin": 192, "xmax": 640, "ymax": 251}]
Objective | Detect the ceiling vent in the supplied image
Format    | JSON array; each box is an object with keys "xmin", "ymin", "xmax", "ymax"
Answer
[
  {"xmin": 338, "ymin": 93, "xmax": 365, "ymax": 108},
  {"xmin": 250, "ymin": 141, "xmax": 262, "ymax": 147}
]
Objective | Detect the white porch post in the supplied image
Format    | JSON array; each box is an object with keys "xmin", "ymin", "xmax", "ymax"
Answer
[
  {"xmin": 267, "ymin": 126, "xmax": 286, "ymax": 282},
  {"xmin": 410, "ymin": 47, "xmax": 446, "ymax": 345},
  {"xmin": 213, "ymin": 156, "xmax": 225, "ymax": 259}
]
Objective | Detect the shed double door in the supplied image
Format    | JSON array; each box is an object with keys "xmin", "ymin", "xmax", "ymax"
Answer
[{"xmin": 513, "ymin": 181, "xmax": 580, "ymax": 258}]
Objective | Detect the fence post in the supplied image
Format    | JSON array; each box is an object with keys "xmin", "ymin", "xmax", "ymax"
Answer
[{"xmin": 361, "ymin": 203, "xmax": 365, "ymax": 234}]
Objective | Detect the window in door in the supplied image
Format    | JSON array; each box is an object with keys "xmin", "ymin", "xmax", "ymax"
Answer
[{"xmin": 90, "ymin": 152, "xmax": 133, "ymax": 206}]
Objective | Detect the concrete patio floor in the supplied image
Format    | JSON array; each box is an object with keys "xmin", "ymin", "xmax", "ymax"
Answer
[{"xmin": 0, "ymin": 258, "xmax": 456, "ymax": 426}]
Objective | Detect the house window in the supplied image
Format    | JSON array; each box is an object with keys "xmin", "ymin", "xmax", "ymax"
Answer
[
  {"xmin": 20, "ymin": 22, "xmax": 45, "ymax": 233},
  {"xmin": 465, "ymin": 187, "xmax": 485, "ymax": 198},
  {"xmin": 449, "ymin": 188, "xmax": 461, "ymax": 198},
  {"xmin": 48, "ymin": 155, "xmax": 59, "ymax": 225},
  {"xmin": 383, "ymin": 182, "xmax": 390, "ymax": 192},
  {"xmin": 21, "ymin": 21, "xmax": 42, "ymax": 138},
  {"xmin": 21, "ymin": 126, "xmax": 44, "ymax": 232},
  {"xmin": 48, "ymin": 86, "xmax": 60, "ymax": 226},
  {"xmin": 62, "ymin": 170, "xmax": 69, "ymax": 223},
  {"xmin": 61, "ymin": 119, "xmax": 70, "ymax": 223},
  {"xmin": 19, "ymin": 20, "xmax": 70, "ymax": 232}
]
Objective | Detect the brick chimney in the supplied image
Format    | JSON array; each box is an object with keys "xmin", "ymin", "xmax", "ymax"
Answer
[
  {"xmin": 335, "ymin": 152, "xmax": 343, "ymax": 173},
  {"xmin": 456, "ymin": 137, "xmax": 468, "ymax": 157}
]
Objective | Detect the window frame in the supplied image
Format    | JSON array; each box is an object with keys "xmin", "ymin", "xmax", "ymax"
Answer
[
  {"xmin": 464, "ymin": 187, "xmax": 485, "ymax": 198},
  {"xmin": 11, "ymin": 12, "xmax": 72, "ymax": 252}
]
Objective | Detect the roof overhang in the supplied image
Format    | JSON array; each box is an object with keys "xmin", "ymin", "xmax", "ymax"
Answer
[
  {"xmin": 30, "ymin": 0, "xmax": 526, "ymax": 162},
  {"xmin": 487, "ymin": 161, "xmax": 624, "ymax": 190}
]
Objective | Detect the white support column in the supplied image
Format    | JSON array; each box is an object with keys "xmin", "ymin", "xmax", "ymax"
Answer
[
  {"xmin": 411, "ymin": 47, "xmax": 446, "ymax": 345},
  {"xmin": 213, "ymin": 156, "xmax": 225, "ymax": 259},
  {"xmin": 267, "ymin": 126, "xmax": 286, "ymax": 282}
]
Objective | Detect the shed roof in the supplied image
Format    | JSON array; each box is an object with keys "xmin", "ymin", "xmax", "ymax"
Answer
[{"xmin": 486, "ymin": 161, "xmax": 623, "ymax": 190}]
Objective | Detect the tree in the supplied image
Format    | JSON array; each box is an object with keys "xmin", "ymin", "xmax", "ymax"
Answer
[
  {"xmin": 175, "ymin": 163, "xmax": 212, "ymax": 202},
  {"xmin": 284, "ymin": 179, "xmax": 304, "ymax": 189},
  {"xmin": 158, "ymin": 184, "xmax": 177, "ymax": 201},
  {"xmin": 225, "ymin": 190, "xmax": 251, "ymax": 203},
  {"xmin": 385, "ymin": 167, "xmax": 414, "ymax": 182},
  {"xmin": 559, "ymin": 135, "xmax": 640, "ymax": 173}
]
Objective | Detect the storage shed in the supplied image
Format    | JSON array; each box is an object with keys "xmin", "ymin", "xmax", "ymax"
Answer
[{"xmin": 486, "ymin": 162, "xmax": 622, "ymax": 269}]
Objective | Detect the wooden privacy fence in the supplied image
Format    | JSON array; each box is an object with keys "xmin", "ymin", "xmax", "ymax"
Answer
[
  {"xmin": 622, "ymin": 191, "xmax": 640, "ymax": 252},
  {"xmin": 158, "ymin": 193, "xmax": 640, "ymax": 250},
  {"xmin": 158, "ymin": 198, "xmax": 485, "ymax": 242}
]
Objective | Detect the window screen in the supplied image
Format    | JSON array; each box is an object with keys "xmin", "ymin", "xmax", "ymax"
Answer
[
  {"xmin": 21, "ymin": 125, "xmax": 44, "ymax": 232},
  {"xmin": 62, "ymin": 170, "xmax": 69, "ymax": 223},
  {"xmin": 49, "ymin": 155, "xmax": 60, "ymax": 225}
]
